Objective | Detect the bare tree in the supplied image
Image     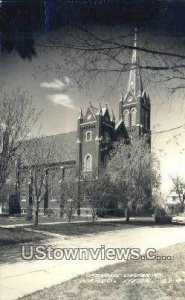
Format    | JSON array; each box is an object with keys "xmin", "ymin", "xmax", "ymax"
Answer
[
  {"xmin": 59, "ymin": 179, "xmax": 78, "ymax": 222},
  {"xmin": 22, "ymin": 136, "xmax": 61, "ymax": 226},
  {"xmin": 65, "ymin": 198, "xmax": 75, "ymax": 223},
  {"xmin": 108, "ymin": 138, "xmax": 160, "ymax": 221},
  {"xmin": 0, "ymin": 87, "xmax": 38, "ymax": 196}
]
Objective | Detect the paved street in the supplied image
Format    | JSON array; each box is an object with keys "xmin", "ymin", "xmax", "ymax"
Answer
[{"xmin": 1, "ymin": 224, "xmax": 185, "ymax": 300}]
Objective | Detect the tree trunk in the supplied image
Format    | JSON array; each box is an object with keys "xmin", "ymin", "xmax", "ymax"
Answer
[
  {"xmin": 77, "ymin": 178, "xmax": 81, "ymax": 216},
  {"xmin": 125, "ymin": 207, "xmax": 130, "ymax": 222},
  {"xmin": 68, "ymin": 210, "xmax": 72, "ymax": 223},
  {"xmin": 92, "ymin": 209, "xmax": 96, "ymax": 223},
  {"xmin": 181, "ymin": 202, "xmax": 184, "ymax": 213},
  {"xmin": 60, "ymin": 204, "xmax": 64, "ymax": 218},
  {"xmin": 77, "ymin": 205, "xmax": 81, "ymax": 216},
  {"xmin": 34, "ymin": 200, "xmax": 39, "ymax": 227}
]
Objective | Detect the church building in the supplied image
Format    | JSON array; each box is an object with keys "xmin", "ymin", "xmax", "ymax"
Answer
[{"xmin": 18, "ymin": 30, "xmax": 151, "ymax": 214}]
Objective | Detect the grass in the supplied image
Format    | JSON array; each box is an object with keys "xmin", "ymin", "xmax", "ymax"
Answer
[
  {"xmin": 28, "ymin": 218, "xmax": 184, "ymax": 236},
  {"xmin": 1, "ymin": 214, "xmax": 184, "ymax": 228},
  {"xmin": 18, "ymin": 243, "xmax": 185, "ymax": 300},
  {"xmin": 28, "ymin": 221, "xmax": 128, "ymax": 236},
  {"xmin": 0, "ymin": 227, "xmax": 46, "ymax": 246},
  {"xmin": 0, "ymin": 215, "xmax": 30, "ymax": 225},
  {"xmin": 0, "ymin": 214, "xmax": 91, "ymax": 226}
]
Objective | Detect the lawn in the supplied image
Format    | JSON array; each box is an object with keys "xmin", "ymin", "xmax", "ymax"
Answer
[
  {"xmin": 27, "ymin": 218, "xmax": 185, "ymax": 236},
  {"xmin": 28, "ymin": 221, "xmax": 130, "ymax": 236},
  {"xmin": 0, "ymin": 214, "xmax": 91, "ymax": 226},
  {"xmin": 0, "ymin": 227, "xmax": 46, "ymax": 246},
  {"xmin": 18, "ymin": 243, "xmax": 185, "ymax": 300}
]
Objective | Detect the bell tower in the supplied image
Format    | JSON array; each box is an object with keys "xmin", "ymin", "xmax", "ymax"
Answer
[{"xmin": 119, "ymin": 29, "xmax": 151, "ymax": 144}]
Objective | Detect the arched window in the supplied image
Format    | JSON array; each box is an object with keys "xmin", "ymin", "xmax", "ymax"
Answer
[
  {"xmin": 123, "ymin": 109, "xmax": 130, "ymax": 127},
  {"xmin": 86, "ymin": 131, "xmax": 92, "ymax": 142},
  {"xmin": 131, "ymin": 107, "xmax": 137, "ymax": 126},
  {"xmin": 84, "ymin": 154, "xmax": 92, "ymax": 172}
]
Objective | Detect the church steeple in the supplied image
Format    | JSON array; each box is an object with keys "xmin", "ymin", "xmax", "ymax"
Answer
[
  {"xmin": 127, "ymin": 28, "xmax": 143, "ymax": 97},
  {"xmin": 119, "ymin": 29, "xmax": 151, "ymax": 143}
]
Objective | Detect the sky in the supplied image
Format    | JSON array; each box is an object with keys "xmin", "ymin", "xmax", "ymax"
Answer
[{"xmin": 1, "ymin": 2, "xmax": 185, "ymax": 196}]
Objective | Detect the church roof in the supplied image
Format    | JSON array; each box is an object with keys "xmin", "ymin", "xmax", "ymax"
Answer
[
  {"xmin": 96, "ymin": 106, "xmax": 108, "ymax": 116},
  {"xmin": 115, "ymin": 118, "xmax": 129, "ymax": 140},
  {"xmin": 41, "ymin": 131, "xmax": 77, "ymax": 162},
  {"xmin": 89, "ymin": 104, "xmax": 98, "ymax": 117},
  {"xmin": 21, "ymin": 131, "xmax": 77, "ymax": 167},
  {"xmin": 88, "ymin": 103, "xmax": 109, "ymax": 117},
  {"xmin": 115, "ymin": 119, "xmax": 124, "ymax": 131}
]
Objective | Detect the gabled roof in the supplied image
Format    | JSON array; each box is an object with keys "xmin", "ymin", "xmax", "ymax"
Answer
[
  {"xmin": 115, "ymin": 119, "xmax": 129, "ymax": 140},
  {"xmin": 84, "ymin": 103, "xmax": 110, "ymax": 119},
  {"xmin": 89, "ymin": 104, "xmax": 98, "ymax": 117},
  {"xmin": 96, "ymin": 105, "xmax": 109, "ymax": 117},
  {"xmin": 102, "ymin": 107, "xmax": 107, "ymax": 115},
  {"xmin": 115, "ymin": 118, "xmax": 124, "ymax": 131}
]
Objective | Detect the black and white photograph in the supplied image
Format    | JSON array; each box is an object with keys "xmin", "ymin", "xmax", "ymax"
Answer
[{"xmin": 0, "ymin": 1, "xmax": 185, "ymax": 299}]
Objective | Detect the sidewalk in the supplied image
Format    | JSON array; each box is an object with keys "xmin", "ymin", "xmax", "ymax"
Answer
[
  {"xmin": 1, "ymin": 225, "xmax": 185, "ymax": 300},
  {"xmin": 1, "ymin": 216, "xmax": 185, "ymax": 230},
  {"xmin": 0, "ymin": 217, "xmax": 154, "ymax": 229}
]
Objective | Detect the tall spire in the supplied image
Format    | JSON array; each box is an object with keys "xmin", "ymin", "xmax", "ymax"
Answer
[{"xmin": 127, "ymin": 28, "xmax": 143, "ymax": 97}]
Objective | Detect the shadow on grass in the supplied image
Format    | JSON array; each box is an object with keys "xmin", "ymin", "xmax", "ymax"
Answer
[
  {"xmin": 0, "ymin": 227, "xmax": 47, "ymax": 247},
  {"xmin": 28, "ymin": 222, "xmax": 127, "ymax": 236},
  {"xmin": 0, "ymin": 239, "xmax": 49, "ymax": 265},
  {"xmin": 0, "ymin": 227, "xmax": 49, "ymax": 265},
  {"xmin": 28, "ymin": 218, "xmax": 185, "ymax": 236}
]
